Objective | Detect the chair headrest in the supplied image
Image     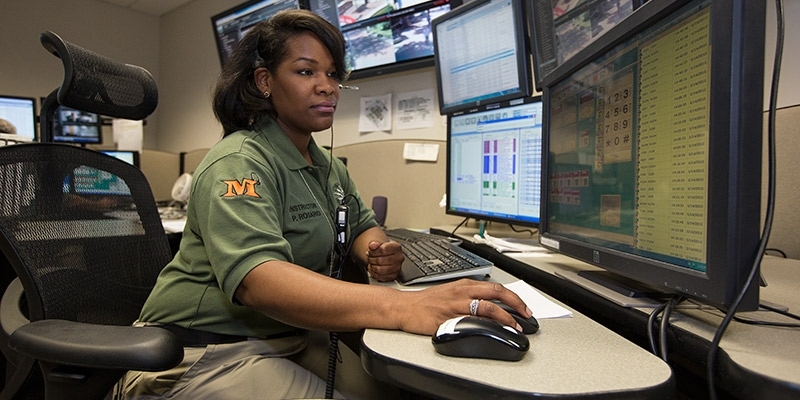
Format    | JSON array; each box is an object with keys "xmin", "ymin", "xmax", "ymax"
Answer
[{"xmin": 40, "ymin": 31, "xmax": 158, "ymax": 121}]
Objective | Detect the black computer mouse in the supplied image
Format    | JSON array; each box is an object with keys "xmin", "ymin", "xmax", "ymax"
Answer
[
  {"xmin": 490, "ymin": 300, "xmax": 539, "ymax": 334},
  {"xmin": 432, "ymin": 316, "xmax": 530, "ymax": 361}
]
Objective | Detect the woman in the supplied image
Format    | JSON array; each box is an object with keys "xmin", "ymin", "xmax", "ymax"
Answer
[{"xmin": 119, "ymin": 9, "xmax": 532, "ymax": 399}]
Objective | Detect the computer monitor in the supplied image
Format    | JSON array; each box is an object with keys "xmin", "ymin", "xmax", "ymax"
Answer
[
  {"xmin": 306, "ymin": 0, "xmax": 459, "ymax": 80},
  {"xmin": 50, "ymin": 105, "xmax": 102, "ymax": 144},
  {"xmin": 538, "ymin": 0, "xmax": 765, "ymax": 311},
  {"xmin": 432, "ymin": 0, "xmax": 533, "ymax": 115},
  {"xmin": 67, "ymin": 165, "xmax": 132, "ymax": 197},
  {"xmin": 527, "ymin": 0, "xmax": 646, "ymax": 90},
  {"xmin": 0, "ymin": 95, "xmax": 37, "ymax": 142},
  {"xmin": 212, "ymin": 0, "xmax": 301, "ymax": 66},
  {"xmin": 101, "ymin": 150, "xmax": 140, "ymax": 168},
  {"xmin": 446, "ymin": 96, "xmax": 543, "ymax": 228}
]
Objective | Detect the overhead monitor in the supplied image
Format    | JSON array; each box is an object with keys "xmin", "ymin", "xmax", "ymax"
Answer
[
  {"xmin": 0, "ymin": 95, "xmax": 37, "ymax": 142},
  {"xmin": 538, "ymin": 0, "xmax": 765, "ymax": 311},
  {"xmin": 306, "ymin": 0, "xmax": 459, "ymax": 80},
  {"xmin": 433, "ymin": 0, "xmax": 532, "ymax": 115},
  {"xmin": 101, "ymin": 150, "xmax": 140, "ymax": 168},
  {"xmin": 212, "ymin": 0, "xmax": 301, "ymax": 66},
  {"xmin": 50, "ymin": 105, "xmax": 102, "ymax": 144},
  {"xmin": 527, "ymin": 0, "xmax": 646, "ymax": 89},
  {"xmin": 446, "ymin": 95, "xmax": 543, "ymax": 228}
]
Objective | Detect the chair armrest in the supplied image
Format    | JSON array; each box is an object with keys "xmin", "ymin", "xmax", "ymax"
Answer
[
  {"xmin": 1, "ymin": 278, "xmax": 29, "ymax": 339},
  {"xmin": 8, "ymin": 319, "xmax": 183, "ymax": 371}
]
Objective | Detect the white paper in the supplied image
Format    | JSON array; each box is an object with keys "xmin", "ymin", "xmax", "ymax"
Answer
[
  {"xmin": 359, "ymin": 94, "xmax": 392, "ymax": 132},
  {"xmin": 403, "ymin": 142, "xmax": 439, "ymax": 162},
  {"xmin": 504, "ymin": 280, "xmax": 573, "ymax": 319},
  {"xmin": 395, "ymin": 89, "xmax": 435, "ymax": 130},
  {"xmin": 112, "ymin": 119, "xmax": 143, "ymax": 152},
  {"xmin": 472, "ymin": 232, "xmax": 549, "ymax": 253},
  {"xmin": 161, "ymin": 218, "xmax": 186, "ymax": 234}
]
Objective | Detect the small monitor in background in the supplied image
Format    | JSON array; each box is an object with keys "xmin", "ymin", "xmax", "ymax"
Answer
[
  {"xmin": 101, "ymin": 150, "xmax": 140, "ymax": 168},
  {"xmin": 432, "ymin": 0, "xmax": 532, "ymax": 115},
  {"xmin": 211, "ymin": 0, "xmax": 301, "ymax": 67},
  {"xmin": 50, "ymin": 105, "xmax": 102, "ymax": 144},
  {"xmin": 0, "ymin": 94, "xmax": 37, "ymax": 142},
  {"xmin": 527, "ymin": 0, "xmax": 646, "ymax": 89},
  {"xmin": 307, "ymin": 0, "xmax": 460, "ymax": 80}
]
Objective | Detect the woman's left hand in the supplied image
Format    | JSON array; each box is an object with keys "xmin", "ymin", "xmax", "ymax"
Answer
[{"xmin": 365, "ymin": 240, "xmax": 403, "ymax": 281}]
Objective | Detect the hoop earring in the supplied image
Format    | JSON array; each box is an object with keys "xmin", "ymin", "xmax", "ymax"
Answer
[{"xmin": 263, "ymin": 90, "xmax": 271, "ymax": 99}]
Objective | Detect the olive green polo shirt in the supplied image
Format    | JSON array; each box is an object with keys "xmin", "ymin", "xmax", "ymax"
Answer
[{"xmin": 139, "ymin": 118, "xmax": 377, "ymax": 337}]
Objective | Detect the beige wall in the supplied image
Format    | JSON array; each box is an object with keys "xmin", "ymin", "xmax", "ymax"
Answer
[
  {"xmin": 0, "ymin": 0, "xmax": 161, "ymax": 149},
  {"xmin": 765, "ymin": 106, "xmax": 800, "ymax": 258},
  {"xmin": 2, "ymin": 0, "xmax": 800, "ymax": 246}
]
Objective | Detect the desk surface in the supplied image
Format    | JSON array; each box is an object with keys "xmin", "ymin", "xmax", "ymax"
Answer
[
  {"xmin": 361, "ymin": 268, "xmax": 675, "ymax": 399},
  {"xmin": 433, "ymin": 224, "xmax": 800, "ymax": 399}
]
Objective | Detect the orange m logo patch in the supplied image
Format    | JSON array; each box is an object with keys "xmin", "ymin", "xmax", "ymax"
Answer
[{"xmin": 221, "ymin": 176, "xmax": 261, "ymax": 198}]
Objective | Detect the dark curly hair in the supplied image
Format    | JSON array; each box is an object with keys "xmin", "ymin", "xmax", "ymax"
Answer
[{"xmin": 212, "ymin": 9, "xmax": 347, "ymax": 136}]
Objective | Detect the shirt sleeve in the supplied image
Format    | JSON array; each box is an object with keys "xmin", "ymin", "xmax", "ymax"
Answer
[{"xmin": 190, "ymin": 152, "xmax": 292, "ymax": 299}]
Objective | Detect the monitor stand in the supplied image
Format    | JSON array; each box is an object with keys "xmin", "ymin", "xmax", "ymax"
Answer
[
  {"xmin": 555, "ymin": 269, "xmax": 668, "ymax": 308},
  {"xmin": 577, "ymin": 270, "xmax": 667, "ymax": 299}
]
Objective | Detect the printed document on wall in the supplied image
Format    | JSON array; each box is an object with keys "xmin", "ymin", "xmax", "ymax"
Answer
[
  {"xmin": 359, "ymin": 93, "xmax": 392, "ymax": 132},
  {"xmin": 112, "ymin": 119, "xmax": 143, "ymax": 152},
  {"xmin": 395, "ymin": 89, "xmax": 435, "ymax": 131}
]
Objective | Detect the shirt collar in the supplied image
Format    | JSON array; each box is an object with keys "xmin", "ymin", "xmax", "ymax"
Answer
[{"xmin": 257, "ymin": 117, "xmax": 330, "ymax": 172}]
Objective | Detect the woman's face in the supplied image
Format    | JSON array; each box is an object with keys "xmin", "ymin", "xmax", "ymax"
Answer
[{"xmin": 264, "ymin": 31, "xmax": 340, "ymax": 137}]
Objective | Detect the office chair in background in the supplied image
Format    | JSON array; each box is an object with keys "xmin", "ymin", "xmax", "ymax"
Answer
[{"xmin": 0, "ymin": 31, "xmax": 182, "ymax": 400}]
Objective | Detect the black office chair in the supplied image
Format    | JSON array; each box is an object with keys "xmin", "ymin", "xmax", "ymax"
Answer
[{"xmin": 0, "ymin": 31, "xmax": 182, "ymax": 400}]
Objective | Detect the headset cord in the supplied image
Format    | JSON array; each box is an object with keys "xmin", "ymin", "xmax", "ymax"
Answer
[
  {"xmin": 325, "ymin": 332, "xmax": 341, "ymax": 399},
  {"xmin": 325, "ymin": 194, "xmax": 355, "ymax": 399}
]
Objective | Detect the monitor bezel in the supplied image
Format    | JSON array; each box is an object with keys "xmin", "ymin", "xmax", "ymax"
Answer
[
  {"xmin": 0, "ymin": 94, "xmax": 38, "ymax": 142},
  {"xmin": 537, "ymin": 0, "xmax": 765, "ymax": 311},
  {"xmin": 445, "ymin": 95, "xmax": 544, "ymax": 229},
  {"xmin": 432, "ymin": 0, "xmax": 533, "ymax": 116}
]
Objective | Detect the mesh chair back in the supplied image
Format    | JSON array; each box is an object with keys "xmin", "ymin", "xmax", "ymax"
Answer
[{"xmin": 0, "ymin": 144, "xmax": 172, "ymax": 326}]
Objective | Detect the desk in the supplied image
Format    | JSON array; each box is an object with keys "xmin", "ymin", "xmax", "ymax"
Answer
[
  {"xmin": 158, "ymin": 208, "xmax": 186, "ymax": 255},
  {"xmin": 433, "ymin": 225, "xmax": 800, "ymax": 399},
  {"xmin": 361, "ymin": 268, "xmax": 675, "ymax": 399}
]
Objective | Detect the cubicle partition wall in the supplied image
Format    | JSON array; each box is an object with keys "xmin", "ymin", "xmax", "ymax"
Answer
[
  {"xmin": 180, "ymin": 148, "xmax": 210, "ymax": 175},
  {"xmin": 140, "ymin": 149, "xmax": 181, "ymax": 203}
]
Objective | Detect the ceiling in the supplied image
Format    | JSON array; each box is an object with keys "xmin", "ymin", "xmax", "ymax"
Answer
[{"xmin": 96, "ymin": 0, "xmax": 195, "ymax": 17}]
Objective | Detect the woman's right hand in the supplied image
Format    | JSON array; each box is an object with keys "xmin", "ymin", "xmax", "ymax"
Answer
[{"xmin": 395, "ymin": 279, "xmax": 532, "ymax": 336}]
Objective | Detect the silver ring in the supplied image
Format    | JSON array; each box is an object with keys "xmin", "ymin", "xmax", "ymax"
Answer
[{"xmin": 469, "ymin": 299, "xmax": 480, "ymax": 316}]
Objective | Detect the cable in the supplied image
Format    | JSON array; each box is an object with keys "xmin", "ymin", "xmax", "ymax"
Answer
[
  {"xmin": 325, "ymin": 192, "xmax": 362, "ymax": 398},
  {"xmin": 764, "ymin": 248, "xmax": 787, "ymax": 258},
  {"xmin": 508, "ymin": 224, "xmax": 538, "ymax": 236},
  {"xmin": 449, "ymin": 217, "xmax": 469, "ymax": 237},
  {"xmin": 325, "ymin": 332, "xmax": 340, "ymax": 399},
  {"xmin": 707, "ymin": 1, "xmax": 783, "ymax": 398},
  {"xmin": 760, "ymin": 302, "xmax": 800, "ymax": 321},
  {"xmin": 658, "ymin": 296, "xmax": 683, "ymax": 363},
  {"xmin": 323, "ymin": 126, "xmax": 343, "ymax": 399},
  {"xmin": 732, "ymin": 302, "xmax": 800, "ymax": 327},
  {"xmin": 647, "ymin": 301, "xmax": 669, "ymax": 356}
]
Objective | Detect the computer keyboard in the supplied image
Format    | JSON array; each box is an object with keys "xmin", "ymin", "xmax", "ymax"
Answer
[
  {"xmin": 384, "ymin": 228, "xmax": 493, "ymax": 285},
  {"xmin": 385, "ymin": 227, "xmax": 452, "ymax": 243}
]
